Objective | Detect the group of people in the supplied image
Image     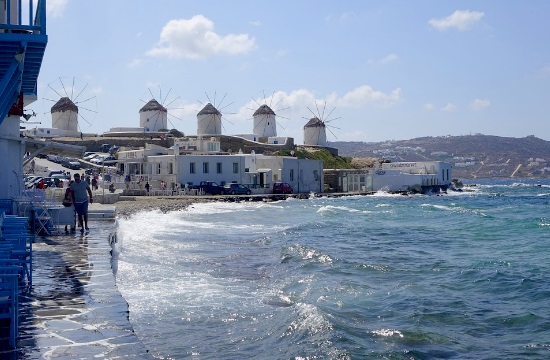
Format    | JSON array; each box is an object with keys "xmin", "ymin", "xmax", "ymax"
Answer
[{"xmin": 63, "ymin": 173, "xmax": 93, "ymax": 233}]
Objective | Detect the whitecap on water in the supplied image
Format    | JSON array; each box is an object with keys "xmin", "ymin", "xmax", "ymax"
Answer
[
  {"xmin": 284, "ymin": 302, "xmax": 333, "ymax": 336},
  {"xmin": 316, "ymin": 205, "xmax": 361, "ymax": 214},
  {"xmin": 371, "ymin": 328, "xmax": 404, "ymax": 338}
]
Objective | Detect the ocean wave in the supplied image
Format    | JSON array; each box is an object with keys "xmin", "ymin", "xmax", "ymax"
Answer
[
  {"xmin": 283, "ymin": 302, "xmax": 333, "ymax": 337},
  {"xmin": 281, "ymin": 244, "xmax": 333, "ymax": 264},
  {"xmin": 316, "ymin": 205, "xmax": 362, "ymax": 214},
  {"xmin": 371, "ymin": 328, "xmax": 403, "ymax": 338},
  {"xmin": 420, "ymin": 203, "xmax": 488, "ymax": 217}
]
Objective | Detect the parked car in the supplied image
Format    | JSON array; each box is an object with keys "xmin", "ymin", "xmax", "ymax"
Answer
[
  {"xmin": 48, "ymin": 170, "xmax": 64, "ymax": 177},
  {"xmin": 98, "ymin": 155, "xmax": 117, "ymax": 166},
  {"xmin": 25, "ymin": 175, "xmax": 42, "ymax": 188},
  {"xmin": 84, "ymin": 153, "xmax": 100, "ymax": 162},
  {"xmin": 272, "ymin": 182, "xmax": 293, "ymax": 194},
  {"xmin": 47, "ymin": 154, "xmax": 61, "ymax": 163},
  {"xmin": 90, "ymin": 155, "xmax": 108, "ymax": 164},
  {"xmin": 51, "ymin": 173, "xmax": 70, "ymax": 182},
  {"xmin": 223, "ymin": 183, "xmax": 251, "ymax": 195},
  {"xmin": 25, "ymin": 176, "xmax": 43, "ymax": 189},
  {"xmin": 42, "ymin": 177, "xmax": 63, "ymax": 188},
  {"xmin": 62, "ymin": 157, "xmax": 82, "ymax": 170},
  {"xmin": 189, "ymin": 181, "xmax": 224, "ymax": 195},
  {"xmin": 109, "ymin": 145, "xmax": 120, "ymax": 154}
]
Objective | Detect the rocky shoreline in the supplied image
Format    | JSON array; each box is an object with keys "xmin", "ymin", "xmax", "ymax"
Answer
[{"xmin": 114, "ymin": 197, "xmax": 211, "ymax": 217}]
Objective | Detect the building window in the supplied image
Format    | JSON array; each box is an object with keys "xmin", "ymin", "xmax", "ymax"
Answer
[
  {"xmin": 168, "ymin": 163, "xmax": 173, "ymax": 174},
  {"xmin": 217, "ymin": 162, "xmax": 222, "ymax": 174},
  {"xmin": 155, "ymin": 163, "xmax": 161, "ymax": 174},
  {"xmin": 203, "ymin": 162, "xmax": 209, "ymax": 174},
  {"xmin": 313, "ymin": 170, "xmax": 319, "ymax": 181},
  {"xmin": 290, "ymin": 169, "xmax": 294, "ymax": 181},
  {"xmin": 233, "ymin": 162, "xmax": 239, "ymax": 173},
  {"xmin": 190, "ymin": 162, "xmax": 196, "ymax": 174}
]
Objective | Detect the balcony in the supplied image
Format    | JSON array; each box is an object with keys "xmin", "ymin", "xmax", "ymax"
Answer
[{"xmin": 0, "ymin": 0, "xmax": 47, "ymax": 125}]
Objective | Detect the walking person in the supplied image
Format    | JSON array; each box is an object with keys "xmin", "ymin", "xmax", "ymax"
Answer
[{"xmin": 70, "ymin": 173, "xmax": 93, "ymax": 233}]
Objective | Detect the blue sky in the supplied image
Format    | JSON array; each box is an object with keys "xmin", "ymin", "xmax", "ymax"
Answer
[{"xmin": 33, "ymin": 1, "xmax": 550, "ymax": 143}]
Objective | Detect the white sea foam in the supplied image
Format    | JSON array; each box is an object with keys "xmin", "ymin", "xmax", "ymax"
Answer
[
  {"xmin": 317, "ymin": 205, "xmax": 361, "ymax": 214},
  {"xmin": 285, "ymin": 303, "xmax": 333, "ymax": 336},
  {"xmin": 371, "ymin": 328, "xmax": 404, "ymax": 338}
]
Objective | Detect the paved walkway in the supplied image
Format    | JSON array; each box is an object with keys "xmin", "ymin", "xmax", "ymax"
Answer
[{"xmin": 0, "ymin": 218, "xmax": 153, "ymax": 359}]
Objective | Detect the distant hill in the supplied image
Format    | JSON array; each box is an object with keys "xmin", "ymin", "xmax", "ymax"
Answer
[{"xmin": 329, "ymin": 135, "xmax": 550, "ymax": 179}]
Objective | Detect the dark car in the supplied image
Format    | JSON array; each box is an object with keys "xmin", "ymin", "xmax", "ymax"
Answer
[
  {"xmin": 272, "ymin": 182, "xmax": 292, "ymax": 194},
  {"xmin": 223, "ymin": 183, "xmax": 251, "ymax": 195},
  {"xmin": 42, "ymin": 177, "xmax": 63, "ymax": 188}
]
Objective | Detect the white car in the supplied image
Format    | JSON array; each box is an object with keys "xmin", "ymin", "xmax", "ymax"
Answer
[
  {"xmin": 83, "ymin": 152, "xmax": 97, "ymax": 160},
  {"xmin": 90, "ymin": 155, "xmax": 107, "ymax": 164}
]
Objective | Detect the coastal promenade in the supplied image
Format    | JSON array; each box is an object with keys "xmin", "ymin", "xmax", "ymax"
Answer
[{"xmin": 1, "ymin": 205, "xmax": 153, "ymax": 359}]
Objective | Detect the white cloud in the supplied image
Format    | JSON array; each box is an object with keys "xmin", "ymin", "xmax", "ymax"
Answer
[
  {"xmin": 470, "ymin": 99, "xmax": 490, "ymax": 110},
  {"xmin": 231, "ymin": 85, "xmax": 400, "ymax": 127},
  {"xmin": 331, "ymin": 85, "xmax": 402, "ymax": 108},
  {"xmin": 441, "ymin": 103, "xmax": 457, "ymax": 112},
  {"xmin": 46, "ymin": 0, "xmax": 69, "ymax": 18},
  {"xmin": 147, "ymin": 15, "xmax": 256, "ymax": 60},
  {"xmin": 276, "ymin": 49, "xmax": 289, "ymax": 58},
  {"xmin": 429, "ymin": 10, "xmax": 484, "ymax": 31},
  {"xmin": 249, "ymin": 20, "xmax": 261, "ymax": 27},
  {"xmin": 379, "ymin": 53, "xmax": 399, "ymax": 64},
  {"xmin": 127, "ymin": 58, "xmax": 147, "ymax": 69},
  {"xmin": 367, "ymin": 53, "xmax": 399, "ymax": 65},
  {"xmin": 424, "ymin": 103, "xmax": 435, "ymax": 111}
]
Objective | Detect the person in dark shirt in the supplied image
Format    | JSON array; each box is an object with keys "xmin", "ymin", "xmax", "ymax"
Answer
[{"xmin": 70, "ymin": 173, "xmax": 93, "ymax": 233}]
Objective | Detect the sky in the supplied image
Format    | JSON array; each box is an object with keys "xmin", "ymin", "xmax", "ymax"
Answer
[{"xmin": 29, "ymin": 0, "xmax": 550, "ymax": 143}]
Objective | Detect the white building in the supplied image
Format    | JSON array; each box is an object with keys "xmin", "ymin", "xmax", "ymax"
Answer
[
  {"xmin": 379, "ymin": 161, "xmax": 452, "ymax": 191},
  {"xmin": 324, "ymin": 161, "xmax": 453, "ymax": 193},
  {"xmin": 116, "ymin": 141, "xmax": 323, "ymax": 194}
]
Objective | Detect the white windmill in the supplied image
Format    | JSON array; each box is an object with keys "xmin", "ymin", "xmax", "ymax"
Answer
[
  {"xmin": 25, "ymin": 77, "xmax": 97, "ymax": 138},
  {"xmin": 139, "ymin": 99, "xmax": 167, "ymax": 132},
  {"xmin": 138, "ymin": 87, "xmax": 185, "ymax": 133},
  {"xmin": 303, "ymin": 101, "xmax": 340, "ymax": 147},
  {"xmin": 51, "ymin": 96, "xmax": 79, "ymax": 132},
  {"xmin": 250, "ymin": 91, "xmax": 290, "ymax": 138},
  {"xmin": 197, "ymin": 92, "xmax": 234, "ymax": 136}
]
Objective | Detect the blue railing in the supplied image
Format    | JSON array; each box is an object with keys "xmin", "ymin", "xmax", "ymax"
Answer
[{"xmin": 0, "ymin": 0, "xmax": 46, "ymax": 34}]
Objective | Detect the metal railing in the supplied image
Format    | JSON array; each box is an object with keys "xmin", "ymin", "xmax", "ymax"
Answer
[{"xmin": 0, "ymin": 0, "xmax": 46, "ymax": 34}]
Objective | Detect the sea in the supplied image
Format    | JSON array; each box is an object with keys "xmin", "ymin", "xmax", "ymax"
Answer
[{"xmin": 114, "ymin": 178, "xmax": 550, "ymax": 359}]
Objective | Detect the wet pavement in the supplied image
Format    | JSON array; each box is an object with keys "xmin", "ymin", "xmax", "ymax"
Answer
[{"xmin": 0, "ymin": 218, "xmax": 153, "ymax": 359}]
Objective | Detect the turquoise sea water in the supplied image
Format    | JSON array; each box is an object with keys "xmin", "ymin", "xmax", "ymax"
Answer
[{"xmin": 115, "ymin": 179, "xmax": 550, "ymax": 359}]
